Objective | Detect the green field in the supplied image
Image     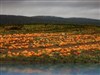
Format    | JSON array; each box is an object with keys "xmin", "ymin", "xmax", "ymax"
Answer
[{"xmin": 0, "ymin": 24, "xmax": 100, "ymax": 34}]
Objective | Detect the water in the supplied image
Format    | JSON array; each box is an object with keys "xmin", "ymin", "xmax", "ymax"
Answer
[{"xmin": 0, "ymin": 63, "xmax": 100, "ymax": 75}]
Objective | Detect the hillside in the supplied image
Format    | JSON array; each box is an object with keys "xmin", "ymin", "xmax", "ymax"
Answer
[{"xmin": 0, "ymin": 15, "xmax": 100, "ymax": 25}]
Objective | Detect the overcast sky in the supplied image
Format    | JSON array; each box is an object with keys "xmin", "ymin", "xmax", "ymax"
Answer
[{"xmin": 0, "ymin": 0, "xmax": 100, "ymax": 19}]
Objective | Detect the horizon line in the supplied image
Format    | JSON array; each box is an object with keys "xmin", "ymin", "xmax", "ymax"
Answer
[{"xmin": 0, "ymin": 14, "xmax": 100, "ymax": 20}]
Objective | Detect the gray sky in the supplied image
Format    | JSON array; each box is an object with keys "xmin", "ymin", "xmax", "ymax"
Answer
[{"xmin": 0, "ymin": 0, "xmax": 100, "ymax": 19}]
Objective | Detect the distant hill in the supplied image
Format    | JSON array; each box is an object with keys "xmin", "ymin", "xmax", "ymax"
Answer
[{"xmin": 0, "ymin": 15, "xmax": 100, "ymax": 25}]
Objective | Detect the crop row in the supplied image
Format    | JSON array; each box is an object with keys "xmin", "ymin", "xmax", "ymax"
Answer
[{"xmin": 0, "ymin": 33, "xmax": 100, "ymax": 50}]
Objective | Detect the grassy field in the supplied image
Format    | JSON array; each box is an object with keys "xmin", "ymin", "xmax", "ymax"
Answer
[
  {"xmin": 0, "ymin": 24, "xmax": 100, "ymax": 63},
  {"xmin": 0, "ymin": 24, "xmax": 100, "ymax": 34}
]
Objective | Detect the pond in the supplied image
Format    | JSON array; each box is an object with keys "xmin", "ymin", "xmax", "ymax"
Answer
[{"xmin": 0, "ymin": 63, "xmax": 100, "ymax": 75}]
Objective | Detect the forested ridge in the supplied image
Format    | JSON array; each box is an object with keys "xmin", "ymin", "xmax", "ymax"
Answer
[{"xmin": 0, "ymin": 15, "xmax": 100, "ymax": 25}]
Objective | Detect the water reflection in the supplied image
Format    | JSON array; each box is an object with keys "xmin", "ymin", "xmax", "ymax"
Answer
[{"xmin": 0, "ymin": 63, "xmax": 100, "ymax": 75}]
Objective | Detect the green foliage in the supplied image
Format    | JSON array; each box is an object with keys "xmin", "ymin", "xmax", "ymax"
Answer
[{"xmin": 0, "ymin": 24, "xmax": 100, "ymax": 34}]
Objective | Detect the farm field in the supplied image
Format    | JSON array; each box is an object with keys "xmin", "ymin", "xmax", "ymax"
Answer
[
  {"xmin": 0, "ymin": 32, "xmax": 100, "ymax": 63},
  {"xmin": 1, "ymin": 1, "xmax": 100, "ymax": 75}
]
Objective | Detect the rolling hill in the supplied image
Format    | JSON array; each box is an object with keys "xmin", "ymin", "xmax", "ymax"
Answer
[{"xmin": 0, "ymin": 15, "xmax": 100, "ymax": 25}]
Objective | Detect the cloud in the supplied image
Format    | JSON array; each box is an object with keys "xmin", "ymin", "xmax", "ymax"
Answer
[
  {"xmin": 0, "ymin": 0, "xmax": 99, "ymax": 1},
  {"xmin": 0, "ymin": 0, "xmax": 100, "ymax": 19}
]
